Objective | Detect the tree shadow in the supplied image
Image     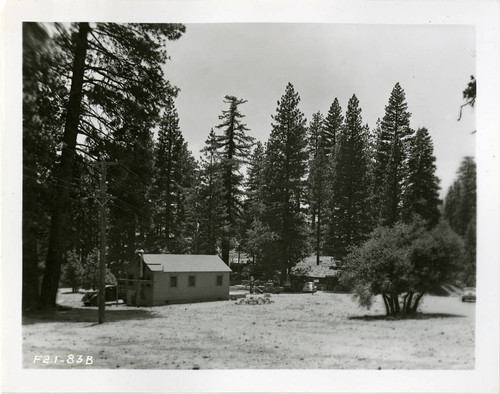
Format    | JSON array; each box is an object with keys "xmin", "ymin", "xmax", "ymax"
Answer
[
  {"xmin": 22, "ymin": 307, "xmax": 157, "ymax": 325},
  {"xmin": 348, "ymin": 312, "xmax": 466, "ymax": 321}
]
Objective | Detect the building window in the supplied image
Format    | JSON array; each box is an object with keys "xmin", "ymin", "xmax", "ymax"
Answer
[
  {"xmin": 188, "ymin": 275, "xmax": 196, "ymax": 287},
  {"xmin": 170, "ymin": 276, "xmax": 178, "ymax": 288},
  {"xmin": 216, "ymin": 275, "xmax": 223, "ymax": 286}
]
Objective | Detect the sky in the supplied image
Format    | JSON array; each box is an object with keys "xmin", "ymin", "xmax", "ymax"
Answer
[{"xmin": 163, "ymin": 23, "xmax": 476, "ymax": 198}]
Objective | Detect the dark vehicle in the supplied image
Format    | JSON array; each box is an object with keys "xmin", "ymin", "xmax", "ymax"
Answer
[
  {"xmin": 82, "ymin": 285, "xmax": 126, "ymax": 306},
  {"xmin": 461, "ymin": 287, "xmax": 476, "ymax": 302},
  {"xmin": 259, "ymin": 282, "xmax": 284, "ymax": 294},
  {"xmin": 249, "ymin": 280, "xmax": 283, "ymax": 294}
]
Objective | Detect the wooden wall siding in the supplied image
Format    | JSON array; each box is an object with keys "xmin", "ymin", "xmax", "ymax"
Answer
[{"xmin": 152, "ymin": 272, "xmax": 230, "ymax": 305}]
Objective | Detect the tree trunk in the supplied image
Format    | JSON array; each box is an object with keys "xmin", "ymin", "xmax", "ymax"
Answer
[
  {"xmin": 405, "ymin": 292, "xmax": 414, "ymax": 314},
  {"xmin": 392, "ymin": 293, "xmax": 401, "ymax": 314},
  {"xmin": 221, "ymin": 238, "xmax": 230, "ymax": 265},
  {"xmin": 316, "ymin": 201, "xmax": 321, "ymax": 266},
  {"xmin": 402, "ymin": 292, "xmax": 409, "ymax": 313},
  {"xmin": 39, "ymin": 23, "xmax": 90, "ymax": 308},
  {"xmin": 382, "ymin": 294, "xmax": 390, "ymax": 316},
  {"xmin": 22, "ymin": 224, "xmax": 40, "ymax": 310},
  {"xmin": 412, "ymin": 293, "xmax": 424, "ymax": 313}
]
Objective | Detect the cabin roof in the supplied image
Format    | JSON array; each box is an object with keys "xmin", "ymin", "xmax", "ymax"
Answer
[{"xmin": 141, "ymin": 254, "xmax": 231, "ymax": 273}]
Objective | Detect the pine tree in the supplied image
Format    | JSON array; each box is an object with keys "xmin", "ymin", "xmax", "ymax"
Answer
[
  {"xmin": 443, "ymin": 157, "xmax": 476, "ymax": 286},
  {"xmin": 329, "ymin": 94, "xmax": 371, "ymax": 258},
  {"xmin": 214, "ymin": 96, "xmax": 254, "ymax": 264},
  {"xmin": 246, "ymin": 141, "xmax": 266, "ymax": 212},
  {"xmin": 38, "ymin": 22, "xmax": 186, "ymax": 307},
  {"xmin": 401, "ymin": 127, "xmax": 441, "ymax": 226},
  {"xmin": 322, "ymin": 99, "xmax": 344, "ymax": 256},
  {"xmin": 307, "ymin": 112, "xmax": 328, "ymax": 265},
  {"xmin": 323, "ymin": 98, "xmax": 344, "ymax": 157},
  {"xmin": 241, "ymin": 142, "xmax": 275, "ymax": 270},
  {"xmin": 261, "ymin": 83, "xmax": 309, "ymax": 279},
  {"xmin": 443, "ymin": 156, "xmax": 476, "ymax": 237},
  {"xmin": 194, "ymin": 129, "xmax": 226, "ymax": 255},
  {"xmin": 373, "ymin": 83, "xmax": 414, "ymax": 226},
  {"xmin": 149, "ymin": 97, "xmax": 196, "ymax": 253},
  {"xmin": 23, "ymin": 23, "xmax": 67, "ymax": 309}
]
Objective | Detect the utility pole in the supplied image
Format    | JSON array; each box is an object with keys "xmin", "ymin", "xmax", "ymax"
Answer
[{"xmin": 93, "ymin": 161, "xmax": 117, "ymax": 324}]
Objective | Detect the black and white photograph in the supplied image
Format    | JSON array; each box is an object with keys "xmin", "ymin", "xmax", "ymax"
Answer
[{"xmin": 2, "ymin": 0, "xmax": 500, "ymax": 393}]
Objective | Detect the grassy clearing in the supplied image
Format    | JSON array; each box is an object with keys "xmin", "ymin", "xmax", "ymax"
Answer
[{"xmin": 23, "ymin": 289, "xmax": 475, "ymax": 369}]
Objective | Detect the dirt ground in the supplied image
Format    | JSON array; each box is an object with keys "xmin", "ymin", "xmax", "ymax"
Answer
[{"xmin": 23, "ymin": 289, "xmax": 475, "ymax": 370}]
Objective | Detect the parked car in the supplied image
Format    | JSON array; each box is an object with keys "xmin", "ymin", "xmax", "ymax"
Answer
[
  {"xmin": 82, "ymin": 285, "xmax": 126, "ymax": 306},
  {"xmin": 260, "ymin": 282, "xmax": 284, "ymax": 294},
  {"xmin": 461, "ymin": 287, "xmax": 476, "ymax": 302},
  {"xmin": 302, "ymin": 282, "xmax": 317, "ymax": 293}
]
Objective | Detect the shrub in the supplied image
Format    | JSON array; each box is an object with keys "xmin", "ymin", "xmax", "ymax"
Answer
[{"xmin": 340, "ymin": 219, "xmax": 463, "ymax": 316}]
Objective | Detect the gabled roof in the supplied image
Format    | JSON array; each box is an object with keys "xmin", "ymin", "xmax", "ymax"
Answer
[{"xmin": 141, "ymin": 254, "xmax": 231, "ymax": 273}]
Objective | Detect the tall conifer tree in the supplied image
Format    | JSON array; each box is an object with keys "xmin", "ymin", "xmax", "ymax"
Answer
[
  {"xmin": 194, "ymin": 129, "xmax": 226, "ymax": 255},
  {"xmin": 262, "ymin": 83, "xmax": 309, "ymax": 279},
  {"xmin": 244, "ymin": 142, "xmax": 276, "ymax": 268},
  {"xmin": 307, "ymin": 112, "xmax": 328, "ymax": 265},
  {"xmin": 373, "ymin": 83, "xmax": 414, "ymax": 226},
  {"xmin": 37, "ymin": 22, "xmax": 186, "ymax": 307},
  {"xmin": 443, "ymin": 157, "xmax": 476, "ymax": 237},
  {"xmin": 329, "ymin": 95, "xmax": 371, "ymax": 258},
  {"xmin": 215, "ymin": 96, "xmax": 254, "ymax": 264},
  {"xmin": 149, "ymin": 97, "xmax": 197, "ymax": 253},
  {"xmin": 323, "ymin": 99, "xmax": 344, "ymax": 256},
  {"xmin": 401, "ymin": 127, "xmax": 441, "ymax": 226},
  {"xmin": 323, "ymin": 98, "xmax": 344, "ymax": 157},
  {"xmin": 443, "ymin": 157, "xmax": 476, "ymax": 286}
]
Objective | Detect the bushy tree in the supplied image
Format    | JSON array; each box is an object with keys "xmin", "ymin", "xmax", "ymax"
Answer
[
  {"xmin": 340, "ymin": 219, "xmax": 463, "ymax": 316},
  {"xmin": 81, "ymin": 249, "xmax": 117, "ymax": 290},
  {"xmin": 59, "ymin": 250, "xmax": 84, "ymax": 293}
]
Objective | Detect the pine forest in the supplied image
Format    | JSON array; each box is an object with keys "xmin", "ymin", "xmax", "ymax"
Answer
[{"xmin": 22, "ymin": 22, "xmax": 476, "ymax": 309}]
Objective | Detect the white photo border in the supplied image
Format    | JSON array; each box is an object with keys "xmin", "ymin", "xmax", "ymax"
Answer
[{"xmin": 1, "ymin": 0, "xmax": 499, "ymax": 393}]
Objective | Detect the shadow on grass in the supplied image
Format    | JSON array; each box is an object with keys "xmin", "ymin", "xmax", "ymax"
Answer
[
  {"xmin": 60, "ymin": 291, "xmax": 86, "ymax": 295},
  {"xmin": 22, "ymin": 307, "xmax": 157, "ymax": 325},
  {"xmin": 349, "ymin": 312, "xmax": 466, "ymax": 321}
]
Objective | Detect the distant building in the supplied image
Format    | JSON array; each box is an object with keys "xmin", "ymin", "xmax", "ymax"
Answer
[
  {"xmin": 123, "ymin": 252, "xmax": 231, "ymax": 306},
  {"xmin": 292, "ymin": 255, "xmax": 340, "ymax": 290}
]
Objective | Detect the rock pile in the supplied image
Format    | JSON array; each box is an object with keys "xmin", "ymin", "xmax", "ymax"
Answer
[{"xmin": 235, "ymin": 295, "xmax": 274, "ymax": 305}]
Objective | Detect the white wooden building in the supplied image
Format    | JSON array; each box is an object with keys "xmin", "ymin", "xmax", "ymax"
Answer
[{"xmin": 124, "ymin": 253, "xmax": 231, "ymax": 306}]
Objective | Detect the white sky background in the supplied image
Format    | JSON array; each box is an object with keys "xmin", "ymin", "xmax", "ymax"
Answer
[{"xmin": 164, "ymin": 23, "xmax": 476, "ymax": 198}]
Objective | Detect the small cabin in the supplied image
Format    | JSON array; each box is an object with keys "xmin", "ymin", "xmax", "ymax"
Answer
[{"xmin": 123, "ymin": 253, "xmax": 231, "ymax": 306}]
